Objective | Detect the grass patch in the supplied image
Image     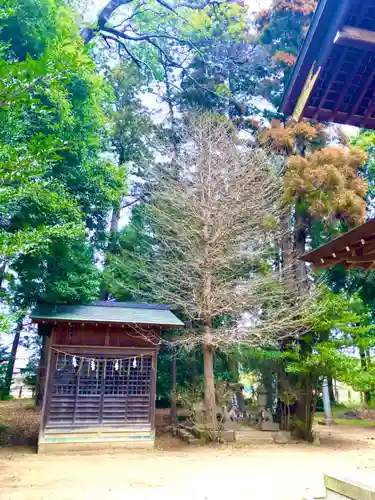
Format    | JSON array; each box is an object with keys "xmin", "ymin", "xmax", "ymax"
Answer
[
  {"xmin": 314, "ymin": 417, "xmax": 375, "ymax": 427},
  {"xmin": 314, "ymin": 411, "xmax": 375, "ymax": 427}
]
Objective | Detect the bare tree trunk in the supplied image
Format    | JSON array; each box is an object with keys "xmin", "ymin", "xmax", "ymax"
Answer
[
  {"xmin": 328, "ymin": 377, "xmax": 335, "ymax": 404},
  {"xmin": 110, "ymin": 203, "xmax": 121, "ymax": 235},
  {"xmin": 170, "ymin": 352, "xmax": 177, "ymax": 425},
  {"xmin": 0, "ymin": 261, "xmax": 6, "ymax": 290},
  {"xmin": 294, "ymin": 375, "xmax": 314, "ymax": 441},
  {"xmin": 163, "ymin": 61, "xmax": 179, "ymax": 162},
  {"xmin": 3, "ymin": 321, "xmax": 23, "ymax": 396},
  {"xmin": 294, "ymin": 210, "xmax": 308, "ymax": 284},
  {"xmin": 360, "ymin": 349, "xmax": 372, "ymax": 404},
  {"xmin": 228, "ymin": 357, "xmax": 239, "ymax": 383},
  {"xmin": 280, "ymin": 211, "xmax": 293, "ymax": 271},
  {"xmin": 203, "ymin": 341, "xmax": 217, "ymax": 430}
]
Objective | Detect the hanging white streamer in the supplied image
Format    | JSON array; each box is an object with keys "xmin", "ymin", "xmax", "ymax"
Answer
[
  {"xmin": 91, "ymin": 359, "xmax": 95, "ymax": 371},
  {"xmin": 132, "ymin": 358, "xmax": 137, "ymax": 368},
  {"xmin": 115, "ymin": 360, "xmax": 119, "ymax": 372}
]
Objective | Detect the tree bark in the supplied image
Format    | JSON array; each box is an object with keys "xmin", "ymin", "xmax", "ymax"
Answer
[
  {"xmin": 170, "ymin": 352, "xmax": 177, "ymax": 425},
  {"xmin": 3, "ymin": 321, "xmax": 23, "ymax": 396},
  {"xmin": 280, "ymin": 211, "xmax": 293, "ymax": 270},
  {"xmin": 110, "ymin": 203, "xmax": 121, "ymax": 235},
  {"xmin": 294, "ymin": 209, "xmax": 308, "ymax": 285},
  {"xmin": 0, "ymin": 261, "xmax": 6, "ymax": 290},
  {"xmin": 228, "ymin": 357, "xmax": 239, "ymax": 383},
  {"xmin": 203, "ymin": 342, "xmax": 217, "ymax": 430},
  {"xmin": 294, "ymin": 375, "xmax": 314, "ymax": 441},
  {"xmin": 328, "ymin": 377, "xmax": 335, "ymax": 404},
  {"xmin": 292, "ymin": 208, "xmax": 313, "ymax": 439},
  {"xmin": 360, "ymin": 349, "xmax": 372, "ymax": 404}
]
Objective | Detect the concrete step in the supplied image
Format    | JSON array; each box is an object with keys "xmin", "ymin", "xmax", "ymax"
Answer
[
  {"xmin": 258, "ymin": 421, "xmax": 280, "ymax": 431},
  {"xmin": 235, "ymin": 429, "xmax": 274, "ymax": 444}
]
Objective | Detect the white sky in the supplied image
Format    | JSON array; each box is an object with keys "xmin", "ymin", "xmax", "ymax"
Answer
[{"xmin": 246, "ymin": 0, "xmax": 271, "ymax": 10}]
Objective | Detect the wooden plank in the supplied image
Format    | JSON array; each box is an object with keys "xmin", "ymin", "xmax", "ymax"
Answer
[
  {"xmin": 52, "ymin": 345, "xmax": 157, "ymax": 354},
  {"xmin": 44, "ymin": 348, "xmax": 155, "ymax": 433},
  {"xmin": 40, "ymin": 342, "xmax": 54, "ymax": 441},
  {"xmin": 150, "ymin": 353, "xmax": 157, "ymax": 430},
  {"xmin": 336, "ymin": 26, "xmax": 375, "ymax": 52}
]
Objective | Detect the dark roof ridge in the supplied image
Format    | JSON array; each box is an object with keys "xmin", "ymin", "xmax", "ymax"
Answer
[{"xmin": 90, "ymin": 301, "xmax": 174, "ymax": 310}]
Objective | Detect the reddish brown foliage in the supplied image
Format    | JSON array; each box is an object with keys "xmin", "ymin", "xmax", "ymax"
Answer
[
  {"xmin": 273, "ymin": 51, "xmax": 297, "ymax": 67},
  {"xmin": 259, "ymin": 121, "xmax": 368, "ymax": 226},
  {"xmin": 259, "ymin": 120, "xmax": 326, "ymax": 154},
  {"xmin": 285, "ymin": 147, "xmax": 368, "ymax": 225}
]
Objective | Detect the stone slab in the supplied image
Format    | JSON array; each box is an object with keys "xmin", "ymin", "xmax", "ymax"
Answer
[
  {"xmin": 273, "ymin": 430, "xmax": 291, "ymax": 444},
  {"xmin": 235, "ymin": 430, "xmax": 274, "ymax": 444},
  {"xmin": 259, "ymin": 421, "xmax": 280, "ymax": 431},
  {"xmin": 220, "ymin": 430, "xmax": 235, "ymax": 442},
  {"xmin": 38, "ymin": 439, "xmax": 154, "ymax": 454},
  {"xmin": 324, "ymin": 473, "xmax": 375, "ymax": 500}
]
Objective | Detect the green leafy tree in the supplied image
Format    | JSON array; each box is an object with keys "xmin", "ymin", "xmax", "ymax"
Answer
[
  {"xmin": 0, "ymin": 0, "xmax": 124, "ymax": 395},
  {"xmin": 256, "ymin": 0, "xmax": 317, "ymax": 107},
  {"xmin": 0, "ymin": 346, "xmax": 9, "ymax": 396}
]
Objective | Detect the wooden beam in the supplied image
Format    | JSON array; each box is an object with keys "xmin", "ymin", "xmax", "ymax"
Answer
[
  {"xmin": 361, "ymin": 240, "xmax": 375, "ymax": 255},
  {"xmin": 312, "ymin": 255, "xmax": 375, "ymax": 269},
  {"xmin": 349, "ymin": 256, "xmax": 374, "ymax": 264},
  {"xmin": 301, "ymin": 219, "xmax": 375, "ymax": 263},
  {"xmin": 335, "ymin": 26, "xmax": 375, "ymax": 50},
  {"xmin": 364, "ymin": 262, "xmax": 375, "ymax": 274},
  {"xmin": 335, "ymin": 26, "xmax": 375, "ymax": 52}
]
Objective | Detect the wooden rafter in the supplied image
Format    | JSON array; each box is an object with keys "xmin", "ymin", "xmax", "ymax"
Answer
[
  {"xmin": 346, "ymin": 64, "xmax": 375, "ymax": 122},
  {"xmin": 280, "ymin": 0, "xmax": 375, "ymax": 130},
  {"xmin": 300, "ymin": 219, "xmax": 375, "ymax": 270},
  {"xmin": 362, "ymin": 85, "xmax": 375, "ymax": 125},
  {"xmin": 331, "ymin": 51, "xmax": 365, "ymax": 121},
  {"xmin": 336, "ymin": 26, "xmax": 375, "ymax": 51},
  {"xmin": 312, "ymin": 48, "xmax": 348, "ymax": 119}
]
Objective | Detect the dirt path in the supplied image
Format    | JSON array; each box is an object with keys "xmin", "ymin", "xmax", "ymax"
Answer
[{"xmin": 1, "ymin": 428, "xmax": 375, "ymax": 500}]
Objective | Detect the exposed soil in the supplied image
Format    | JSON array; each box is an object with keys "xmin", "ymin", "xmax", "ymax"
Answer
[{"xmin": 1, "ymin": 400, "xmax": 375, "ymax": 500}]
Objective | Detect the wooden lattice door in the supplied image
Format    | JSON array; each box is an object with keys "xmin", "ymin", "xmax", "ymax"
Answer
[{"xmin": 47, "ymin": 353, "xmax": 153, "ymax": 430}]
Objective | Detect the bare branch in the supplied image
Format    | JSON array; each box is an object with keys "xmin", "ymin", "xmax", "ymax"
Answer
[
  {"xmin": 121, "ymin": 197, "xmax": 140, "ymax": 209},
  {"xmin": 110, "ymin": 113, "xmax": 318, "ymax": 351}
]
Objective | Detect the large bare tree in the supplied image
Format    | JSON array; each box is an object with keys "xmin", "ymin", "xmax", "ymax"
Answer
[{"xmin": 111, "ymin": 113, "xmax": 316, "ymax": 429}]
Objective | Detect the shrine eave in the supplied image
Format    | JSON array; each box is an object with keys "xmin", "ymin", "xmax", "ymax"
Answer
[
  {"xmin": 281, "ymin": 0, "xmax": 375, "ymax": 130},
  {"xmin": 301, "ymin": 218, "xmax": 375, "ymax": 271}
]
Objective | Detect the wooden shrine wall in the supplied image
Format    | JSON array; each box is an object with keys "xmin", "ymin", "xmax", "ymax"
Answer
[
  {"xmin": 37, "ymin": 321, "xmax": 160, "ymax": 451},
  {"xmin": 51, "ymin": 322, "xmax": 160, "ymax": 348}
]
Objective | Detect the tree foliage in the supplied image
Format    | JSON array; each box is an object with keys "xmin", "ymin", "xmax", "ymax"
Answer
[
  {"xmin": 256, "ymin": 0, "xmax": 317, "ymax": 106},
  {"xmin": 0, "ymin": 0, "xmax": 124, "ymax": 395},
  {"xmin": 0, "ymin": 0, "xmax": 123, "ymax": 297}
]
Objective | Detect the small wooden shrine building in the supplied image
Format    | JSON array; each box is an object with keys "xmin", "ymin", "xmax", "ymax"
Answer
[
  {"xmin": 32, "ymin": 301, "xmax": 183, "ymax": 453},
  {"xmin": 281, "ymin": 0, "xmax": 375, "ymax": 129}
]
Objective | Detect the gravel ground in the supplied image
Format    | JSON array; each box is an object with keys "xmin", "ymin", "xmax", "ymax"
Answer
[{"xmin": 1, "ymin": 401, "xmax": 375, "ymax": 500}]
